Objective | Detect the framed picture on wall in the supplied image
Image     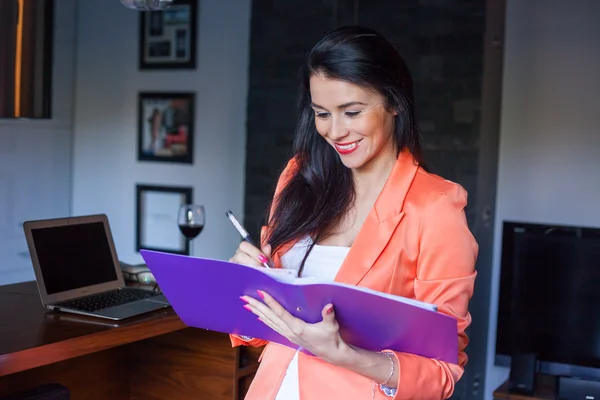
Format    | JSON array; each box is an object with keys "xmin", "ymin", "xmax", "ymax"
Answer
[
  {"xmin": 139, "ymin": 0, "xmax": 198, "ymax": 69},
  {"xmin": 135, "ymin": 184, "xmax": 193, "ymax": 255},
  {"xmin": 137, "ymin": 91, "xmax": 195, "ymax": 164}
]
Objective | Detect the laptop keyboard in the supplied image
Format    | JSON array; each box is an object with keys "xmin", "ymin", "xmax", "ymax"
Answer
[{"xmin": 57, "ymin": 288, "xmax": 159, "ymax": 312}]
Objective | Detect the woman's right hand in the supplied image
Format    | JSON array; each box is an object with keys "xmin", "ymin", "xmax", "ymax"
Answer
[{"xmin": 229, "ymin": 241, "xmax": 272, "ymax": 267}]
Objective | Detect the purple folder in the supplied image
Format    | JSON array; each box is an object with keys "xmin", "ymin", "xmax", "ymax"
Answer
[{"xmin": 140, "ymin": 249, "xmax": 459, "ymax": 364}]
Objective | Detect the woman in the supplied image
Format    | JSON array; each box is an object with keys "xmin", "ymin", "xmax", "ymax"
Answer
[{"xmin": 229, "ymin": 25, "xmax": 478, "ymax": 400}]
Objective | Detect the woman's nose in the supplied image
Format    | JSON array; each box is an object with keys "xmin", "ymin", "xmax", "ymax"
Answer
[{"xmin": 328, "ymin": 118, "xmax": 349, "ymax": 140}]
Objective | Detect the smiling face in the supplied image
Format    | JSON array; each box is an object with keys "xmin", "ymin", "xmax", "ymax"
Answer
[{"xmin": 309, "ymin": 73, "xmax": 398, "ymax": 174}]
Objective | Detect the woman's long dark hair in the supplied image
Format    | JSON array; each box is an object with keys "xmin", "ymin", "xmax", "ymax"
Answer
[{"xmin": 265, "ymin": 26, "xmax": 423, "ymax": 259}]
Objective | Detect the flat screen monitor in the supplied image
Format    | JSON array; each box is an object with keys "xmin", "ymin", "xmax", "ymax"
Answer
[{"xmin": 495, "ymin": 221, "xmax": 600, "ymax": 379}]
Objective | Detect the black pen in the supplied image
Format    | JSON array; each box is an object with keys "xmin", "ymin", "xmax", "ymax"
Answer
[{"xmin": 226, "ymin": 210, "xmax": 272, "ymax": 268}]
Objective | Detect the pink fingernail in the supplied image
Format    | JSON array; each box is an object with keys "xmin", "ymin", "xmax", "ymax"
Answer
[
  {"xmin": 327, "ymin": 305, "xmax": 334, "ymax": 314},
  {"xmin": 240, "ymin": 296, "xmax": 248, "ymax": 303},
  {"xmin": 257, "ymin": 290, "xmax": 265, "ymax": 299},
  {"xmin": 258, "ymin": 254, "xmax": 268, "ymax": 263},
  {"xmin": 243, "ymin": 304, "xmax": 251, "ymax": 311}
]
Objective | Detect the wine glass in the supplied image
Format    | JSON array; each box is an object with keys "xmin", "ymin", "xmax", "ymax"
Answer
[{"xmin": 177, "ymin": 204, "xmax": 205, "ymax": 256}]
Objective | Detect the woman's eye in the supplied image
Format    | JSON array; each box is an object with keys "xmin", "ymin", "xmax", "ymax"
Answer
[
  {"xmin": 345, "ymin": 111, "xmax": 361, "ymax": 117},
  {"xmin": 315, "ymin": 112, "xmax": 330, "ymax": 119}
]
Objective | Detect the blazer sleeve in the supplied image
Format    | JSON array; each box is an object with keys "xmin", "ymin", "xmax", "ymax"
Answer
[
  {"xmin": 380, "ymin": 183, "xmax": 478, "ymax": 400},
  {"xmin": 230, "ymin": 334, "xmax": 269, "ymax": 348},
  {"xmin": 230, "ymin": 157, "xmax": 299, "ymax": 349}
]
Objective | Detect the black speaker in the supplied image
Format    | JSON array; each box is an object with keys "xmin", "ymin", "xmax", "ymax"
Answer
[
  {"xmin": 558, "ymin": 376, "xmax": 600, "ymax": 400},
  {"xmin": 509, "ymin": 353, "xmax": 538, "ymax": 395}
]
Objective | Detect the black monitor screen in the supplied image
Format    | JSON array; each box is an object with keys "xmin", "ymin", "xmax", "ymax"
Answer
[
  {"xmin": 31, "ymin": 222, "xmax": 119, "ymax": 295},
  {"xmin": 496, "ymin": 222, "xmax": 600, "ymax": 370}
]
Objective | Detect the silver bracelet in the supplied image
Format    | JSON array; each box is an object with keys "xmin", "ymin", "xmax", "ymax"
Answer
[
  {"xmin": 379, "ymin": 351, "xmax": 395, "ymax": 385},
  {"xmin": 371, "ymin": 351, "xmax": 396, "ymax": 399}
]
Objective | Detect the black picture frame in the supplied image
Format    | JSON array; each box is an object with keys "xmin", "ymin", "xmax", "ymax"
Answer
[
  {"xmin": 139, "ymin": 0, "xmax": 198, "ymax": 70},
  {"xmin": 135, "ymin": 184, "xmax": 193, "ymax": 255},
  {"xmin": 137, "ymin": 91, "xmax": 195, "ymax": 164}
]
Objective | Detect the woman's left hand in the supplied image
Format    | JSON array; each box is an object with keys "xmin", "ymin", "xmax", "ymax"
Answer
[{"xmin": 241, "ymin": 290, "xmax": 352, "ymax": 365}]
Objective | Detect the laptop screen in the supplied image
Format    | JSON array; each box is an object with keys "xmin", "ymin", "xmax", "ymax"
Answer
[{"xmin": 30, "ymin": 221, "xmax": 119, "ymax": 295}]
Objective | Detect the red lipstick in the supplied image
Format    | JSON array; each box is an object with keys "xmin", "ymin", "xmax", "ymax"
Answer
[{"xmin": 334, "ymin": 140, "xmax": 361, "ymax": 155}]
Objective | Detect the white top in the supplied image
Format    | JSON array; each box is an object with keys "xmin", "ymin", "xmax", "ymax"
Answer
[{"xmin": 274, "ymin": 236, "xmax": 350, "ymax": 400}]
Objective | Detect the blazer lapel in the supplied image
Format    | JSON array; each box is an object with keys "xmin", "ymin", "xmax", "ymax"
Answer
[
  {"xmin": 334, "ymin": 149, "xmax": 419, "ymax": 286},
  {"xmin": 272, "ymin": 240, "xmax": 297, "ymax": 269}
]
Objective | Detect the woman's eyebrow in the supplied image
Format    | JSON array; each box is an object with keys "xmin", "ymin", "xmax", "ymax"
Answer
[{"xmin": 310, "ymin": 101, "xmax": 368, "ymax": 110}]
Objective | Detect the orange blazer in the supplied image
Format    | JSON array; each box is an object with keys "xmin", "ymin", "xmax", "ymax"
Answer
[{"xmin": 230, "ymin": 149, "xmax": 478, "ymax": 400}]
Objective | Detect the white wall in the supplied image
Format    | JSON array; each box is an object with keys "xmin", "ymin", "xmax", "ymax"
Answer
[
  {"xmin": 0, "ymin": 0, "xmax": 76, "ymax": 285},
  {"xmin": 72, "ymin": 0, "xmax": 251, "ymax": 264},
  {"xmin": 485, "ymin": 0, "xmax": 600, "ymax": 397}
]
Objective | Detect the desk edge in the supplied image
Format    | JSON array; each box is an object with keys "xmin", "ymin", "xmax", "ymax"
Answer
[{"xmin": 0, "ymin": 314, "xmax": 187, "ymax": 376}]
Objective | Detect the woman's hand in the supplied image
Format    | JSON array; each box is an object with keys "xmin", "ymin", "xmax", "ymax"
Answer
[
  {"xmin": 241, "ymin": 290, "xmax": 353, "ymax": 365},
  {"xmin": 229, "ymin": 242, "xmax": 271, "ymax": 267}
]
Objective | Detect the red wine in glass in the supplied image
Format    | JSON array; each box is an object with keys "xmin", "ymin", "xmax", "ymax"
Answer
[
  {"xmin": 177, "ymin": 204, "xmax": 205, "ymax": 255},
  {"xmin": 178, "ymin": 224, "xmax": 204, "ymax": 239}
]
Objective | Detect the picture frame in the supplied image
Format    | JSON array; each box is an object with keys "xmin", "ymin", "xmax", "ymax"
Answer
[
  {"xmin": 139, "ymin": 0, "xmax": 198, "ymax": 70},
  {"xmin": 137, "ymin": 91, "xmax": 195, "ymax": 164},
  {"xmin": 135, "ymin": 184, "xmax": 193, "ymax": 255}
]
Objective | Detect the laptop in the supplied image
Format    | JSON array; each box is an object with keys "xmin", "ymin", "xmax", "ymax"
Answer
[{"xmin": 23, "ymin": 214, "xmax": 171, "ymax": 320}]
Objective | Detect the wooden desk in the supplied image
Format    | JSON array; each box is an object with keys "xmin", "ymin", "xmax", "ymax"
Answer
[
  {"xmin": 0, "ymin": 282, "xmax": 262, "ymax": 399},
  {"xmin": 493, "ymin": 375, "xmax": 558, "ymax": 400}
]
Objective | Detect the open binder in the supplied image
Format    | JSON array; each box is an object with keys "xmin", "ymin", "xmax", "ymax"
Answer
[{"xmin": 140, "ymin": 249, "xmax": 459, "ymax": 364}]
